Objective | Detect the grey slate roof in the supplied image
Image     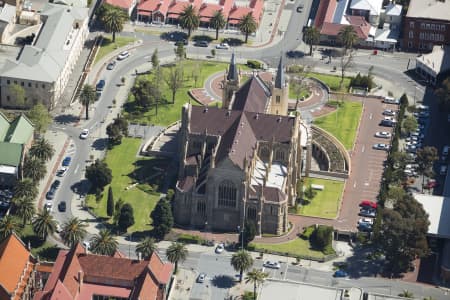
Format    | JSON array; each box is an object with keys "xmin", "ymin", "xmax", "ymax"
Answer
[
  {"xmin": 231, "ymin": 76, "xmax": 271, "ymax": 113},
  {"xmin": 274, "ymin": 56, "xmax": 285, "ymax": 89},
  {"xmin": 227, "ymin": 51, "xmax": 238, "ymax": 81},
  {"xmin": 1, "ymin": 4, "xmax": 88, "ymax": 82}
]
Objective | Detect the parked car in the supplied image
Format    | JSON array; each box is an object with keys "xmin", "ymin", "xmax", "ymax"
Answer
[
  {"xmin": 46, "ymin": 188, "xmax": 56, "ymax": 200},
  {"xmin": 194, "ymin": 41, "xmax": 209, "ymax": 47},
  {"xmin": 62, "ymin": 156, "xmax": 72, "ymax": 167},
  {"xmin": 80, "ymin": 129, "xmax": 89, "ymax": 139},
  {"xmin": 359, "ymin": 200, "xmax": 377, "ymax": 209},
  {"xmin": 373, "ymin": 143, "xmax": 390, "ymax": 151},
  {"xmin": 56, "ymin": 167, "xmax": 68, "ymax": 177},
  {"xmin": 117, "ymin": 50, "xmax": 130, "ymax": 60},
  {"xmin": 215, "ymin": 243, "xmax": 225, "ymax": 254},
  {"xmin": 263, "ymin": 261, "xmax": 281, "ymax": 269},
  {"xmin": 51, "ymin": 180, "xmax": 61, "ymax": 189},
  {"xmin": 382, "ymin": 109, "xmax": 396, "ymax": 116},
  {"xmin": 44, "ymin": 202, "xmax": 53, "ymax": 212},
  {"xmin": 197, "ymin": 273, "xmax": 207, "ymax": 283},
  {"xmin": 380, "ymin": 119, "xmax": 395, "ymax": 127},
  {"xmin": 359, "ymin": 208, "xmax": 376, "ymax": 217},
  {"xmin": 440, "ymin": 165, "xmax": 448, "ymax": 176},
  {"xmin": 375, "ymin": 131, "xmax": 391, "ymax": 139},
  {"xmin": 96, "ymin": 79, "xmax": 105, "ymax": 92},
  {"xmin": 358, "ymin": 217, "xmax": 374, "ymax": 226},
  {"xmin": 216, "ymin": 43, "xmax": 230, "ymax": 50},
  {"xmin": 358, "ymin": 222, "xmax": 373, "ymax": 232},
  {"xmin": 58, "ymin": 201, "xmax": 66, "ymax": 212},
  {"xmin": 106, "ymin": 60, "xmax": 116, "ymax": 70},
  {"xmin": 333, "ymin": 270, "xmax": 348, "ymax": 277},
  {"xmin": 383, "ymin": 96, "xmax": 399, "ymax": 104}
]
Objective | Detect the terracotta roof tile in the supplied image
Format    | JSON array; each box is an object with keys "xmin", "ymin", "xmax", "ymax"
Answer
[
  {"xmin": 148, "ymin": 252, "xmax": 173, "ymax": 284},
  {"xmin": 78, "ymin": 255, "xmax": 149, "ymax": 281},
  {"xmin": 105, "ymin": 0, "xmax": 135, "ymax": 9}
]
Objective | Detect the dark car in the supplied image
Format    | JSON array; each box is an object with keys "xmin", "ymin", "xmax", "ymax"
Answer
[
  {"xmin": 358, "ymin": 222, "xmax": 373, "ymax": 232},
  {"xmin": 96, "ymin": 79, "xmax": 106, "ymax": 92},
  {"xmin": 46, "ymin": 188, "xmax": 56, "ymax": 200},
  {"xmin": 175, "ymin": 39, "xmax": 188, "ymax": 46},
  {"xmin": 58, "ymin": 201, "xmax": 66, "ymax": 212},
  {"xmin": 194, "ymin": 41, "xmax": 209, "ymax": 47},
  {"xmin": 51, "ymin": 180, "xmax": 61, "ymax": 189},
  {"xmin": 62, "ymin": 156, "xmax": 72, "ymax": 167},
  {"xmin": 333, "ymin": 270, "xmax": 348, "ymax": 278}
]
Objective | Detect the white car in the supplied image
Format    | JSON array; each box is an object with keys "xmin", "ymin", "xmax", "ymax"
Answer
[
  {"xmin": 117, "ymin": 50, "xmax": 130, "ymax": 60},
  {"xmin": 80, "ymin": 129, "xmax": 89, "ymax": 139},
  {"xmin": 215, "ymin": 243, "xmax": 224, "ymax": 254},
  {"xmin": 263, "ymin": 261, "xmax": 281, "ymax": 269},
  {"xmin": 373, "ymin": 143, "xmax": 390, "ymax": 151},
  {"xmin": 44, "ymin": 201, "xmax": 53, "ymax": 212},
  {"xmin": 358, "ymin": 217, "xmax": 374, "ymax": 226},
  {"xmin": 382, "ymin": 109, "xmax": 396, "ymax": 116},
  {"xmin": 216, "ymin": 43, "xmax": 230, "ymax": 50},
  {"xmin": 375, "ymin": 131, "xmax": 391, "ymax": 139},
  {"xmin": 83, "ymin": 241, "xmax": 91, "ymax": 250},
  {"xmin": 56, "ymin": 167, "xmax": 68, "ymax": 177},
  {"xmin": 197, "ymin": 273, "xmax": 206, "ymax": 283}
]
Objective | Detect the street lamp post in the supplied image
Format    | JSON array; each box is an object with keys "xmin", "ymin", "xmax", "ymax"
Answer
[{"xmin": 237, "ymin": 225, "xmax": 244, "ymax": 250}]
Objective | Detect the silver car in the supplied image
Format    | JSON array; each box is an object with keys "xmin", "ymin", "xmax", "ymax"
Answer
[{"xmin": 197, "ymin": 273, "xmax": 206, "ymax": 283}]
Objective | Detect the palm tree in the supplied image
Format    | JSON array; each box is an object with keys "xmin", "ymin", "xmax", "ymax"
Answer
[
  {"xmin": 89, "ymin": 229, "xmax": 118, "ymax": 256},
  {"xmin": 238, "ymin": 13, "xmax": 257, "ymax": 43},
  {"xmin": 12, "ymin": 196, "xmax": 35, "ymax": 226},
  {"xmin": 245, "ymin": 269, "xmax": 268, "ymax": 300},
  {"xmin": 32, "ymin": 209, "xmax": 57, "ymax": 240},
  {"xmin": 23, "ymin": 155, "xmax": 46, "ymax": 183},
  {"xmin": 398, "ymin": 290, "xmax": 414, "ymax": 298},
  {"xmin": 338, "ymin": 25, "xmax": 358, "ymax": 52},
  {"xmin": 14, "ymin": 178, "xmax": 38, "ymax": 199},
  {"xmin": 79, "ymin": 84, "xmax": 97, "ymax": 120},
  {"xmin": 61, "ymin": 217, "xmax": 87, "ymax": 248},
  {"xmin": 101, "ymin": 7, "xmax": 128, "ymax": 42},
  {"xmin": 210, "ymin": 10, "xmax": 226, "ymax": 40},
  {"xmin": 166, "ymin": 242, "xmax": 188, "ymax": 273},
  {"xmin": 231, "ymin": 250, "xmax": 253, "ymax": 282},
  {"xmin": 304, "ymin": 26, "xmax": 320, "ymax": 56},
  {"xmin": 179, "ymin": 5, "xmax": 200, "ymax": 38},
  {"xmin": 0, "ymin": 215, "xmax": 18, "ymax": 240},
  {"xmin": 136, "ymin": 237, "xmax": 156, "ymax": 259},
  {"xmin": 29, "ymin": 138, "xmax": 55, "ymax": 162}
]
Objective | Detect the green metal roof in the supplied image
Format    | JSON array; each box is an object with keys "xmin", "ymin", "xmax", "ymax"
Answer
[
  {"xmin": 5, "ymin": 115, "xmax": 34, "ymax": 144},
  {"xmin": 0, "ymin": 142, "xmax": 23, "ymax": 167},
  {"xmin": 0, "ymin": 112, "xmax": 9, "ymax": 141}
]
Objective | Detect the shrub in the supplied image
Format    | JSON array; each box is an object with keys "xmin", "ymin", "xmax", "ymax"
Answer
[
  {"xmin": 247, "ymin": 60, "xmax": 262, "ymax": 69},
  {"xmin": 350, "ymin": 72, "xmax": 375, "ymax": 90},
  {"xmin": 287, "ymin": 65, "xmax": 304, "ymax": 73},
  {"xmin": 311, "ymin": 225, "xmax": 333, "ymax": 251},
  {"xmin": 300, "ymin": 225, "xmax": 315, "ymax": 240},
  {"xmin": 177, "ymin": 234, "xmax": 203, "ymax": 244},
  {"xmin": 243, "ymin": 291, "xmax": 256, "ymax": 300}
]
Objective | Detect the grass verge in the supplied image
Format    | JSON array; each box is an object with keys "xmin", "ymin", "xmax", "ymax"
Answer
[
  {"xmin": 296, "ymin": 178, "xmax": 344, "ymax": 219},
  {"xmin": 250, "ymin": 238, "xmax": 326, "ymax": 260},
  {"xmin": 310, "ymin": 72, "xmax": 351, "ymax": 91},
  {"xmin": 95, "ymin": 35, "xmax": 136, "ymax": 65},
  {"xmin": 314, "ymin": 101, "xmax": 362, "ymax": 149}
]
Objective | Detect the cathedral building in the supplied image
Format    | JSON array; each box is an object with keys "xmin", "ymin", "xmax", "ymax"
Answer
[{"xmin": 174, "ymin": 55, "xmax": 302, "ymax": 235}]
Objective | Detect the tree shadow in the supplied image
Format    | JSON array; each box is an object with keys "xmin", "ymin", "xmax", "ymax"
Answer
[
  {"xmin": 192, "ymin": 35, "xmax": 213, "ymax": 42},
  {"xmin": 54, "ymin": 114, "xmax": 80, "ymax": 124},
  {"xmin": 221, "ymin": 38, "xmax": 244, "ymax": 46},
  {"xmin": 286, "ymin": 50, "xmax": 305, "ymax": 59},
  {"xmin": 210, "ymin": 275, "xmax": 236, "ymax": 289},
  {"xmin": 160, "ymin": 31, "xmax": 187, "ymax": 42},
  {"xmin": 342, "ymin": 245, "xmax": 385, "ymax": 278},
  {"xmin": 70, "ymin": 179, "xmax": 90, "ymax": 196},
  {"xmin": 37, "ymin": 245, "xmax": 61, "ymax": 261},
  {"xmin": 22, "ymin": 234, "xmax": 46, "ymax": 249},
  {"xmin": 92, "ymin": 138, "xmax": 108, "ymax": 151}
]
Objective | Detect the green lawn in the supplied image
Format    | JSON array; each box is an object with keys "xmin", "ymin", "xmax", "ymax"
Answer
[
  {"xmin": 310, "ymin": 72, "xmax": 351, "ymax": 91},
  {"xmin": 124, "ymin": 60, "xmax": 249, "ymax": 126},
  {"xmin": 95, "ymin": 35, "xmax": 136, "ymax": 64},
  {"xmin": 86, "ymin": 138, "xmax": 169, "ymax": 233},
  {"xmin": 288, "ymin": 86, "xmax": 310, "ymax": 100},
  {"xmin": 296, "ymin": 178, "xmax": 344, "ymax": 219},
  {"xmin": 251, "ymin": 238, "xmax": 326, "ymax": 260},
  {"xmin": 314, "ymin": 101, "xmax": 362, "ymax": 149}
]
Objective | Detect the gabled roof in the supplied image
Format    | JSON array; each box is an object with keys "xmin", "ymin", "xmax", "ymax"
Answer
[
  {"xmin": 385, "ymin": 2, "xmax": 402, "ymax": 16},
  {"xmin": 231, "ymin": 75, "xmax": 271, "ymax": 113},
  {"xmin": 0, "ymin": 112, "xmax": 9, "ymax": 141},
  {"xmin": 138, "ymin": 0, "xmax": 171, "ymax": 16},
  {"xmin": 106, "ymin": 0, "xmax": 136, "ymax": 9},
  {"xmin": 320, "ymin": 15, "xmax": 372, "ymax": 40},
  {"xmin": 5, "ymin": 114, "xmax": 34, "ymax": 144},
  {"xmin": 350, "ymin": 0, "xmax": 382, "ymax": 15},
  {"xmin": 0, "ymin": 142, "xmax": 23, "ymax": 167},
  {"xmin": 0, "ymin": 233, "xmax": 32, "ymax": 296}
]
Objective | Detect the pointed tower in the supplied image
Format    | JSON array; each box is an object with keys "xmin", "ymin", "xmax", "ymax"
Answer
[
  {"xmin": 222, "ymin": 51, "xmax": 240, "ymax": 109},
  {"xmin": 269, "ymin": 55, "xmax": 289, "ymax": 116}
]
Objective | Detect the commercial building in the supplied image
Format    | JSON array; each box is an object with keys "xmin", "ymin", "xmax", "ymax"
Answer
[
  {"xmin": 403, "ymin": 0, "xmax": 450, "ymax": 52},
  {"xmin": 415, "ymin": 45, "xmax": 450, "ymax": 85},
  {"xmin": 0, "ymin": 3, "xmax": 89, "ymax": 109}
]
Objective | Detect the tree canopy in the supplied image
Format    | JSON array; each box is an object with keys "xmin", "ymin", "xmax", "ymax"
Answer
[
  {"xmin": 85, "ymin": 159, "xmax": 112, "ymax": 191},
  {"xmin": 150, "ymin": 198, "xmax": 173, "ymax": 240}
]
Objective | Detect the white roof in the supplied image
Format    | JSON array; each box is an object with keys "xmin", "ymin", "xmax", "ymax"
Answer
[
  {"xmin": 350, "ymin": 0, "xmax": 383, "ymax": 15},
  {"xmin": 414, "ymin": 193, "xmax": 450, "ymax": 238},
  {"xmin": 407, "ymin": 0, "xmax": 450, "ymax": 21},
  {"xmin": 0, "ymin": 3, "xmax": 16, "ymax": 23},
  {"xmin": 0, "ymin": 165, "xmax": 17, "ymax": 175},
  {"xmin": 251, "ymin": 160, "xmax": 287, "ymax": 189},
  {"xmin": 299, "ymin": 121, "xmax": 309, "ymax": 148},
  {"xmin": 416, "ymin": 45, "xmax": 450, "ymax": 77},
  {"xmin": 373, "ymin": 27, "xmax": 400, "ymax": 43},
  {"xmin": 384, "ymin": 3, "xmax": 402, "ymax": 16}
]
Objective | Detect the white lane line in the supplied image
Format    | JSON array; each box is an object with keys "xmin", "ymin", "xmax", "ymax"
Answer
[
  {"xmin": 361, "ymin": 145, "xmax": 365, "ymax": 153},
  {"xmin": 369, "ymin": 113, "xmax": 373, "ymax": 119},
  {"xmin": 353, "ymin": 182, "xmax": 357, "ymax": 188},
  {"xmin": 74, "ymin": 164, "xmax": 79, "ymax": 174}
]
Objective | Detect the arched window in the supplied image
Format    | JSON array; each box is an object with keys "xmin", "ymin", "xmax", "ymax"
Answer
[
  {"xmin": 218, "ymin": 180, "xmax": 237, "ymax": 208},
  {"xmin": 275, "ymin": 149, "xmax": 285, "ymax": 162},
  {"xmin": 197, "ymin": 202, "xmax": 206, "ymax": 216},
  {"xmin": 260, "ymin": 147, "xmax": 270, "ymax": 160}
]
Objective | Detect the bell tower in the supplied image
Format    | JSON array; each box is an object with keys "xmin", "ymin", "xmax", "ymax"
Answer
[
  {"xmin": 222, "ymin": 51, "xmax": 240, "ymax": 109},
  {"xmin": 269, "ymin": 56, "xmax": 289, "ymax": 116}
]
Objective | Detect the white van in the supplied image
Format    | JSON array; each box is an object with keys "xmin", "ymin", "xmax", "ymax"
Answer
[{"xmin": 383, "ymin": 97, "xmax": 400, "ymax": 104}]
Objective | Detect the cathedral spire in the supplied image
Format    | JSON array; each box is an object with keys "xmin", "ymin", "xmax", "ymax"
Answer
[
  {"xmin": 227, "ymin": 50, "xmax": 238, "ymax": 81},
  {"xmin": 275, "ymin": 55, "xmax": 285, "ymax": 88}
]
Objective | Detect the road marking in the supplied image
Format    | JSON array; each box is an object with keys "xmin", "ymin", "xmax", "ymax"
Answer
[
  {"xmin": 369, "ymin": 113, "xmax": 373, "ymax": 119},
  {"xmin": 74, "ymin": 164, "xmax": 79, "ymax": 174},
  {"xmin": 353, "ymin": 182, "xmax": 357, "ymax": 188},
  {"xmin": 361, "ymin": 145, "xmax": 365, "ymax": 152},
  {"xmin": 283, "ymin": 265, "xmax": 288, "ymax": 280}
]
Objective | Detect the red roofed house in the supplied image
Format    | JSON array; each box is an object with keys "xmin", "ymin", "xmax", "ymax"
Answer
[
  {"xmin": 105, "ymin": 0, "xmax": 137, "ymax": 16},
  {"xmin": 228, "ymin": 0, "xmax": 263, "ymax": 29},
  {"xmin": 320, "ymin": 15, "xmax": 372, "ymax": 45},
  {"xmin": 166, "ymin": 0, "xmax": 202, "ymax": 24},
  {"xmin": 137, "ymin": 0, "xmax": 172, "ymax": 23},
  {"xmin": 33, "ymin": 243, "xmax": 173, "ymax": 300},
  {"xmin": 0, "ymin": 233, "xmax": 37, "ymax": 300},
  {"xmin": 198, "ymin": 0, "xmax": 233, "ymax": 27}
]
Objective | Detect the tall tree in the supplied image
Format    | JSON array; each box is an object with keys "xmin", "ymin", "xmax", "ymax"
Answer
[
  {"xmin": 13, "ymin": 178, "xmax": 37, "ymax": 200},
  {"xmin": 151, "ymin": 48, "xmax": 159, "ymax": 69},
  {"xmin": 338, "ymin": 25, "xmax": 358, "ymax": 52},
  {"xmin": 210, "ymin": 10, "xmax": 227, "ymax": 40},
  {"xmin": 107, "ymin": 186, "xmax": 114, "ymax": 217},
  {"xmin": 435, "ymin": 77, "xmax": 450, "ymax": 111},
  {"xmin": 12, "ymin": 196, "xmax": 35, "ymax": 226},
  {"xmin": 164, "ymin": 65, "xmax": 184, "ymax": 104},
  {"xmin": 89, "ymin": 229, "xmax": 118, "ymax": 256},
  {"xmin": 304, "ymin": 26, "xmax": 320, "ymax": 56},
  {"xmin": 101, "ymin": 6, "xmax": 128, "ymax": 42},
  {"xmin": 174, "ymin": 43, "xmax": 186, "ymax": 61},
  {"xmin": 136, "ymin": 237, "xmax": 156, "ymax": 259},
  {"xmin": 402, "ymin": 116, "xmax": 418, "ymax": 136},
  {"xmin": 61, "ymin": 217, "xmax": 88, "ymax": 248},
  {"xmin": 79, "ymin": 84, "xmax": 97, "ymax": 120},
  {"xmin": 239, "ymin": 220, "xmax": 256, "ymax": 248},
  {"xmin": 166, "ymin": 242, "xmax": 188, "ymax": 273},
  {"xmin": 150, "ymin": 198, "xmax": 174, "ymax": 240},
  {"xmin": 0, "ymin": 215, "xmax": 18, "ymax": 240},
  {"xmin": 27, "ymin": 103, "xmax": 51, "ymax": 133},
  {"xmin": 415, "ymin": 147, "xmax": 438, "ymax": 191},
  {"xmin": 238, "ymin": 13, "xmax": 257, "ymax": 43},
  {"xmin": 118, "ymin": 203, "xmax": 134, "ymax": 232},
  {"xmin": 85, "ymin": 159, "xmax": 112, "ymax": 191},
  {"xmin": 179, "ymin": 5, "xmax": 200, "ymax": 37},
  {"xmin": 22, "ymin": 155, "xmax": 46, "ymax": 183},
  {"xmin": 231, "ymin": 250, "xmax": 253, "ymax": 282},
  {"xmin": 29, "ymin": 138, "xmax": 55, "ymax": 162},
  {"xmin": 10, "ymin": 84, "xmax": 26, "ymax": 107},
  {"xmin": 245, "ymin": 269, "xmax": 268, "ymax": 300},
  {"xmin": 113, "ymin": 198, "xmax": 125, "ymax": 225},
  {"xmin": 32, "ymin": 209, "xmax": 57, "ymax": 240}
]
